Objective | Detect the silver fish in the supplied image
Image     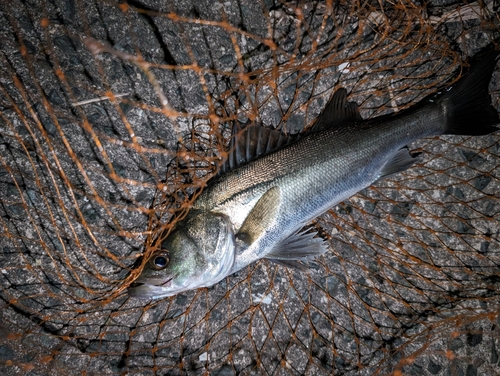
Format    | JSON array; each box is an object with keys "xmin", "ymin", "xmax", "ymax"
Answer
[{"xmin": 129, "ymin": 47, "xmax": 500, "ymax": 299}]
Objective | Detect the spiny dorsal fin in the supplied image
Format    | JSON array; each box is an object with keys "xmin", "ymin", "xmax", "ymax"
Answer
[
  {"xmin": 219, "ymin": 88, "xmax": 361, "ymax": 175},
  {"xmin": 311, "ymin": 88, "xmax": 363, "ymax": 132},
  {"xmin": 219, "ymin": 122, "xmax": 300, "ymax": 175}
]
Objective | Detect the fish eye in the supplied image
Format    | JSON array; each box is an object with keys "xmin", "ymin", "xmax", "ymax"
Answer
[{"xmin": 149, "ymin": 250, "xmax": 170, "ymax": 270}]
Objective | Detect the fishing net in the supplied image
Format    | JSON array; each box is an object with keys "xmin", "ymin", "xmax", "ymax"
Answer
[{"xmin": 1, "ymin": 0, "xmax": 499, "ymax": 374}]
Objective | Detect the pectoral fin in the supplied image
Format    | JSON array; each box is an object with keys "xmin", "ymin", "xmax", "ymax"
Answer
[{"xmin": 237, "ymin": 186, "xmax": 281, "ymax": 246}]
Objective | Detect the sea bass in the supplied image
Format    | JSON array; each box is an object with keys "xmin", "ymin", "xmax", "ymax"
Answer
[{"xmin": 129, "ymin": 47, "xmax": 500, "ymax": 299}]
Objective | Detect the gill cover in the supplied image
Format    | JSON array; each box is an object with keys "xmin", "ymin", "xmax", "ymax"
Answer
[{"xmin": 128, "ymin": 211, "xmax": 235, "ymax": 299}]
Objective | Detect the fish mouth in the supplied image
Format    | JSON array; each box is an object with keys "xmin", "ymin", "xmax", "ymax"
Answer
[
  {"xmin": 128, "ymin": 284, "xmax": 174, "ymax": 299},
  {"xmin": 127, "ymin": 271, "xmax": 223, "ymax": 299},
  {"xmin": 132, "ymin": 275, "xmax": 175, "ymax": 286},
  {"xmin": 128, "ymin": 275, "xmax": 176, "ymax": 299}
]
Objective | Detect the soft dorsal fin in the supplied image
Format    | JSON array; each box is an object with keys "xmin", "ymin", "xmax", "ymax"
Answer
[
  {"xmin": 219, "ymin": 122, "xmax": 300, "ymax": 175},
  {"xmin": 310, "ymin": 88, "xmax": 363, "ymax": 132}
]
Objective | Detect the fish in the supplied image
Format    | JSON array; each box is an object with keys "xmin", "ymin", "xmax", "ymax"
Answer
[{"xmin": 129, "ymin": 46, "xmax": 500, "ymax": 299}]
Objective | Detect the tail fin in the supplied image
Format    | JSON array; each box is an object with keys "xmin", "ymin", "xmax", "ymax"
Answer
[{"xmin": 438, "ymin": 45, "xmax": 499, "ymax": 136}]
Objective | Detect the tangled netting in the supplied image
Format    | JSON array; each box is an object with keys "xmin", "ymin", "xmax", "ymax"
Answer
[{"xmin": 1, "ymin": 0, "xmax": 500, "ymax": 375}]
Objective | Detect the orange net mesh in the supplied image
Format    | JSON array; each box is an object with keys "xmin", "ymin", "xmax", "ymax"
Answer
[{"xmin": 1, "ymin": 0, "xmax": 499, "ymax": 374}]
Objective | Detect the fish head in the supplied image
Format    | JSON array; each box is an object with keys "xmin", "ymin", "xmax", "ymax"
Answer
[{"xmin": 128, "ymin": 211, "xmax": 236, "ymax": 299}]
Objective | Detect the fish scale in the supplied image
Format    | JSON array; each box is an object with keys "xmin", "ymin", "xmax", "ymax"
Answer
[
  {"xmin": 129, "ymin": 46, "xmax": 499, "ymax": 299},
  {"xmin": 198, "ymin": 104, "xmax": 445, "ymax": 273}
]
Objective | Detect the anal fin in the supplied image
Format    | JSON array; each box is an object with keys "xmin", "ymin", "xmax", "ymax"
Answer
[{"xmin": 376, "ymin": 146, "xmax": 421, "ymax": 181}]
